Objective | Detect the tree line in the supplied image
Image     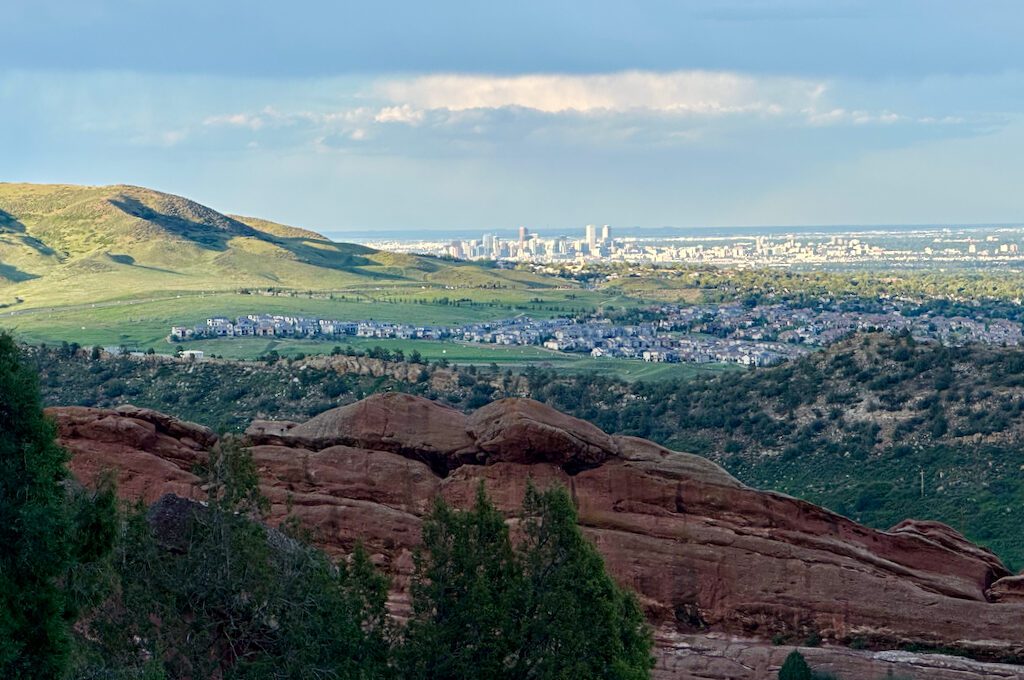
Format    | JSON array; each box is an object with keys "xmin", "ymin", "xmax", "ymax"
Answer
[{"xmin": 0, "ymin": 332, "xmax": 652, "ymax": 679}]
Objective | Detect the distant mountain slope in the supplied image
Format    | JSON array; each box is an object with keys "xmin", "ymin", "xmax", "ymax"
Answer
[
  {"xmin": 228, "ymin": 214, "xmax": 331, "ymax": 241},
  {"xmin": 0, "ymin": 183, "xmax": 551, "ymax": 307}
]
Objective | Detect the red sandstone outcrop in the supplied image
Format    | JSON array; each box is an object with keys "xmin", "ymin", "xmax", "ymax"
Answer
[
  {"xmin": 989, "ymin": 574, "xmax": 1024, "ymax": 604},
  {"xmin": 47, "ymin": 393, "xmax": 1024, "ymax": 680}
]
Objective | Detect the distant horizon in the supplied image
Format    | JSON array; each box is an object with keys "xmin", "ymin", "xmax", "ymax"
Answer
[
  {"xmin": 325, "ymin": 222, "xmax": 1024, "ymax": 243},
  {"xmin": 6, "ymin": 2, "xmax": 1024, "ymax": 230}
]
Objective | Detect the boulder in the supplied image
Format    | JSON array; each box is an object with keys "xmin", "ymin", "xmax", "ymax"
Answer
[
  {"xmin": 989, "ymin": 574, "xmax": 1024, "ymax": 604},
  {"xmin": 468, "ymin": 397, "xmax": 618, "ymax": 469}
]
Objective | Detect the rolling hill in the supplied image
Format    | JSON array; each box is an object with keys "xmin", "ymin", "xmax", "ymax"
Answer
[{"xmin": 0, "ymin": 183, "xmax": 559, "ymax": 309}]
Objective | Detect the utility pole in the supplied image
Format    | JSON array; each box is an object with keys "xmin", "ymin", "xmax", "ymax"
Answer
[{"xmin": 920, "ymin": 469, "xmax": 925, "ymax": 498}]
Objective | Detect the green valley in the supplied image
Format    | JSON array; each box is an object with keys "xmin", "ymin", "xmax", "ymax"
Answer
[{"xmin": 0, "ymin": 183, "xmax": 632, "ymax": 354}]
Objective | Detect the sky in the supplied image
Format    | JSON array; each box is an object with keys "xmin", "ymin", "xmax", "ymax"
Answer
[{"xmin": 3, "ymin": 0, "xmax": 1024, "ymax": 233}]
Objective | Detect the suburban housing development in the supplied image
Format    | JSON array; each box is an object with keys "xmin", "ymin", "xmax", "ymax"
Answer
[{"xmin": 169, "ymin": 303, "xmax": 1024, "ymax": 366}]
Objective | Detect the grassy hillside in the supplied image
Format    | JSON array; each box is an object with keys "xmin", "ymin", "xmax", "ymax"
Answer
[
  {"xmin": 0, "ymin": 183, "xmax": 572, "ymax": 309},
  {"xmin": 0, "ymin": 183, "xmax": 626, "ymax": 350}
]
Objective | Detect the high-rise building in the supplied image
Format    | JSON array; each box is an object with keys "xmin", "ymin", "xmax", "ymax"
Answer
[
  {"xmin": 601, "ymin": 224, "xmax": 612, "ymax": 243},
  {"xmin": 518, "ymin": 226, "xmax": 529, "ymax": 243},
  {"xmin": 585, "ymin": 224, "xmax": 598, "ymax": 250}
]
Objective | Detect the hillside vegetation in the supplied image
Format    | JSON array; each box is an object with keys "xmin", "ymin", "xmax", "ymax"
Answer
[
  {"xmin": 0, "ymin": 183, "xmax": 567, "ymax": 310},
  {"xmin": 523, "ymin": 333, "xmax": 1024, "ymax": 567},
  {"xmin": 31, "ymin": 333, "xmax": 1024, "ymax": 567}
]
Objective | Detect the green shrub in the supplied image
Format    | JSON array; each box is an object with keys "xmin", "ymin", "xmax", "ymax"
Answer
[{"xmin": 779, "ymin": 650, "xmax": 812, "ymax": 680}]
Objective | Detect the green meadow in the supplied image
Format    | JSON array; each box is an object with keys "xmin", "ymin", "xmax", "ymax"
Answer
[
  {"xmin": 2, "ymin": 287, "xmax": 631, "ymax": 348},
  {"xmin": 0, "ymin": 182, "xmax": 730, "ymax": 381}
]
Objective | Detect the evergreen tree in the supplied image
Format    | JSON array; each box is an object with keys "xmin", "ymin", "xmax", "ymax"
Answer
[
  {"xmin": 513, "ymin": 484, "xmax": 653, "ymax": 680},
  {"xmin": 401, "ymin": 483, "xmax": 653, "ymax": 680},
  {"xmin": 400, "ymin": 485, "xmax": 522, "ymax": 680},
  {"xmin": 0, "ymin": 332, "xmax": 115, "ymax": 678},
  {"xmin": 779, "ymin": 650, "xmax": 812, "ymax": 680},
  {"xmin": 76, "ymin": 439, "xmax": 395, "ymax": 679}
]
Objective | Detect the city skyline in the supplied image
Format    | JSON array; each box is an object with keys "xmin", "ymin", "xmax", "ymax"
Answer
[{"xmin": 364, "ymin": 222, "xmax": 1024, "ymax": 269}]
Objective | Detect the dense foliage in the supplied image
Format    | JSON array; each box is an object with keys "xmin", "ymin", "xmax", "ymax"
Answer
[
  {"xmin": 401, "ymin": 484, "xmax": 653, "ymax": 680},
  {"xmin": 778, "ymin": 651, "xmax": 812, "ymax": 680},
  {"xmin": 523, "ymin": 333, "xmax": 1024, "ymax": 567},
  {"xmin": 0, "ymin": 332, "xmax": 117, "ymax": 679},
  {"xmin": 75, "ymin": 453, "xmax": 652, "ymax": 678},
  {"xmin": 74, "ymin": 440, "xmax": 394, "ymax": 680},
  {"xmin": 30, "ymin": 343, "xmax": 511, "ymax": 432}
]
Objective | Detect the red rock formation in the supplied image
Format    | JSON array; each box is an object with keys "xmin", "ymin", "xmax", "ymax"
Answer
[{"xmin": 47, "ymin": 394, "xmax": 1024, "ymax": 679}]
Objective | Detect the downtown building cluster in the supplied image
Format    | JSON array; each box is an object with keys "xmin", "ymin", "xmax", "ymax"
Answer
[{"xmin": 446, "ymin": 224, "xmax": 614, "ymax": 261}]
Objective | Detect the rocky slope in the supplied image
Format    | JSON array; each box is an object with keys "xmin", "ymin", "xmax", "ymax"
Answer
[{"xmin": 48, "ymin": 394, "xmax": 1024, "ymax": 679}]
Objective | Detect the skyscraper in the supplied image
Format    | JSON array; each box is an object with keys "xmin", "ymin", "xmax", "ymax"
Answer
[
  {"xmin": 585, "ymin": 224, "xmax": 597, "ymax": 250},
  {"xmin": 601, "ymin": 224, "xmax": 612, "ymax": 243},
  {"xmin": 518, "ymin": 225, "xmax": 529, "ymax": 243}
]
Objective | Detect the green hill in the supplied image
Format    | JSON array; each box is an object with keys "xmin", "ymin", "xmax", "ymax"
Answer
[
  {"xmin": 0, "ymin": 183, "xmax": 561, "ymax": 309},
  {"xmin": 0, "ymin": 183, "xmax": 618, "ymax": 351}
]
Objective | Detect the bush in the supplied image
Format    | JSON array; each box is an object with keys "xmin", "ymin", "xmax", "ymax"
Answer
[
  {"xmin": 779, "ymin": 650, "xmax": 812, "ymax": 680},
  {"xmin": 400, "ymin": 484, "xmax": 654, "ymax": 679},
  {"xmin": 75, "ymin": 441, "xmax": 394, "ymax": 679}
]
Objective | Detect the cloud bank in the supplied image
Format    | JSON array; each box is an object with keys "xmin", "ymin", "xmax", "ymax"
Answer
[{"xmin": 374, "ymin": 70, "xmax": 826, "ymax": 116}]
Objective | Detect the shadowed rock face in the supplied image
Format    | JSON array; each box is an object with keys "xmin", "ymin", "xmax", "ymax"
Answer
[{"xmin": 47, "ymin": 393, "xmax": 1024, "ymax": 680}]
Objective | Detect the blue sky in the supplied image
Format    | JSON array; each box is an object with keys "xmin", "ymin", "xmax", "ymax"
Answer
[{"xmin": 3, "ymin": 0, "xmax": 1024, "ymax": 232}]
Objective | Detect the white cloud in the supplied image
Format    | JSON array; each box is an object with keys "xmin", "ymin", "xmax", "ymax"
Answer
[
  {"xmin": 203, "ymin": 112, "xmax": 266, "ymax": 130},
  {"xmin": 187, "ymin": 69, "xmax": 978, "ymax": 158},
  {"xmin": 375, "ymin": 70, "xmax": 826, "ymax": 116},
  {"xmin": 374, "ymin": 104, "xmax": 425, "ymax": 125}
]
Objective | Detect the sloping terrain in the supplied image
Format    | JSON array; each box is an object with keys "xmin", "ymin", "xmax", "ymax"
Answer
[
  {"xmin": 524, "ymin": 333, "xmax": 1024, "ymax": 566},
  {"xmin": 31, "ymin": 334, "xmax": 1024, "ymax": 567},
  {"xmin": 49, "ymin": 393, "xmax": 1024, "ymax": 680},
  {"xmin": 0, "ymin": 183, "xmax": 558, "ymax": 308}
]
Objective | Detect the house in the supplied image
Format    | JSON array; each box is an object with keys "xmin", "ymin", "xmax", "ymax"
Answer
[{"xmin": 180, "ymin": 350, "xmax": 205, "ymax": 360}]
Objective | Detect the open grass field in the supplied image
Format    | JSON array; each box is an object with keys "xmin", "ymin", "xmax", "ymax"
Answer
[
  {"xmin": 3, "ymin": 294, "xmax": 737, "ymax": 381},
  {"xmin": 600, "ymin": 277, "xmax": 706, "ymax": 304},
  {"xmin": 1, "ymin": 287, "xmax": 638, "ymax": 349},
  {"xmin": 163, "ymin": 335, "xmax": 740, "ymax": 381}
]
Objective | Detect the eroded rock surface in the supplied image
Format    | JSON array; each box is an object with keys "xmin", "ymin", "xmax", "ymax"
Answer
[{"xmin": 48, "ymin": 393, "xmax": 1024, "ymax": 679}]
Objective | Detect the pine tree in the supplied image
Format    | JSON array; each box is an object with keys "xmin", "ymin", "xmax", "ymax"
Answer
[
  {"xmin": 0, "ymin": 332, "xmax": 114, "ymax": 678},
  {"xmin": 513, "ymin": 483, "xmax": 653, "ymax": 680},
  {"xmin": 400, "ymin": 485, "xmax": 522, "ymax": 680},
  {"xmin": 76, "ymin": 439, "xmax": 395, "ymax": 679},
  {"xmin": 401, "ymin": 483, "xmax": 654, "ymax": 680},
  {"xmin": 779, "ymin": 650, "xmax": 813, "ymax": 680}
]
